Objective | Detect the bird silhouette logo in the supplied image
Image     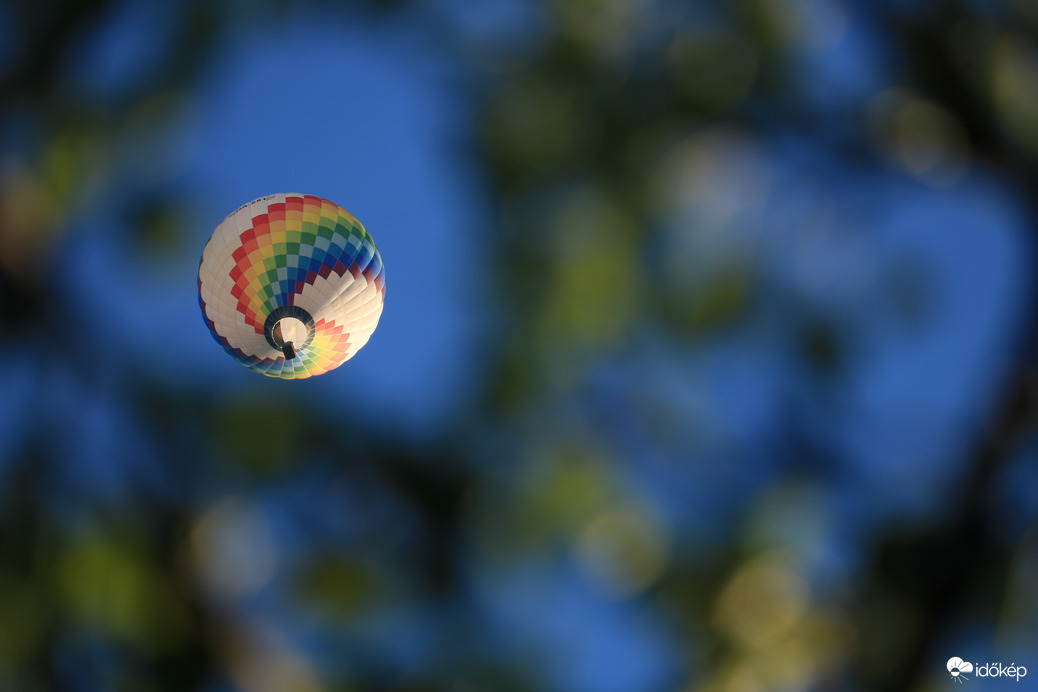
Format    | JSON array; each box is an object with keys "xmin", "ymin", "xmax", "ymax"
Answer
[{"xmin": 948, "ymin": 657, "xmax": 973, "ymax": 683}]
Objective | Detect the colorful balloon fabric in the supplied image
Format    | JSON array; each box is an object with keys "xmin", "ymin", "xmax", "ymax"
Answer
[{"xmin": 198, "ymin": 193, "xmax": 386, "ymax": 378}]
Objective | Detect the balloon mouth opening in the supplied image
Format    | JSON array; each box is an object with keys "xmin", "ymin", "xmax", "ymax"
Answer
[
  {"xmin": 263, "ymin": 306, "xmax": 315, "ymax": 359},
  {"xmin": 274, "ymin": 316, "xmax": 306, "ymax": 344}
]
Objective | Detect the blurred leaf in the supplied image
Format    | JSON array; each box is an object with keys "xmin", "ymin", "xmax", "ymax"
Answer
[
  {"xmin": 482, "ymin": 75, "xmax": 595, "ymax": 185},
  {"xmin": 667, "ymin": 33, "xmax": 758, "ymax": 114},
  {"xmin": 58, "ymin": 533, "xmax": 189, "ymax": 652},
  {"xmin": 42, "ymin": 119, "xmax": 113, "ymax": 207},
  {"xmin": 126, "ymin": 193, "xmax": 198, "ymax": 257},
  {"xmin": 662, "ymin": 264, "xmax": 755, "ymax": 335},
  {"xmin": 212, "ymin": 394, "xmax": 307, "ymax": 475},
  {"xmin": 576, "ymin": 504, "xmax": 671, "ymax": 597},
  {"xmin": 471, "ymin": 442, "xmax": 619, "ymax": 560},
  {"xmin": 0, "ymin": 576, "xmax": 48, "ymax": 662},
  {"xmin": 796, "ymin": 317, "xmax": 844, "ymax": 376},
  {"xmin": 293, "ymin": 556, "xmax": 380, "ymax": 618},
  {"xmin": 994, "ymin": 35, "xmax": 1038, "ymax": 155}
]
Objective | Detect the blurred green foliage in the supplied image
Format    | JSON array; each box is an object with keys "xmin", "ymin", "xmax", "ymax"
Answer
[{"xmin": 2, "ymin": 1, "xmax": 1038, "ymax": 691}]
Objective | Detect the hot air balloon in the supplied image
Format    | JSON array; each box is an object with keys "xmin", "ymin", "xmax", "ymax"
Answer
[{"xmin": 198, "ymin": 193, "xmax": 385, "ymax": 378}]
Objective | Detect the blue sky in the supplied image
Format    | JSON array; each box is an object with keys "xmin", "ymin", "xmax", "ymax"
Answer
[
  {"xmin": 183, "ymin": 16, "xmax": 483, "ymax": 435},
  {"xmin": 58, "ymin": 7, "xmax": 486, "ymax": 438},
  {"xmin": 1, "ymin": 2, "xmax": 1036, "ymax": 689}
]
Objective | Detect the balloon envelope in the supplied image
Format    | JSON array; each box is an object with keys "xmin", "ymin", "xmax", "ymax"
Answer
[{"xmin": 198, "ymin": 193, "xmax": 386, "ymax": 378}]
